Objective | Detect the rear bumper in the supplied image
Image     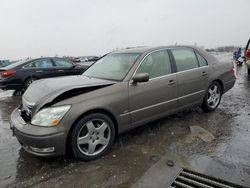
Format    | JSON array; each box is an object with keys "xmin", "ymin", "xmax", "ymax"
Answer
[
  {"xmin": 0, "ymin": 79, "xmax": 23, "ymax": 90},
  {"xmin": 224, "ymin": 79, "xmax": 236, "ymax": 94},
  {"xmin": 10, "ymin": 108, "xmax": 66, "ymax": 157}
]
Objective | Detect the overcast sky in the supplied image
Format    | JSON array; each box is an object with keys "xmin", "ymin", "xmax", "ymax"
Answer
[{"xmin": 0, "ymin": 0, "xmax": 249, "ymax": 59}]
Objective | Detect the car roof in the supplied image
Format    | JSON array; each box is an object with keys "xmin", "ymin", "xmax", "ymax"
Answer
[
  {"xmin": 111, "ymin": 45, "xmax": 200, "ymax": 53},
  {"xmin": 1, "ymin": 57, "xmax": 66, "ymax": 69},
  {"xmin": 111, "ymin": 45, "xmax": 218, "ymax": 63}
]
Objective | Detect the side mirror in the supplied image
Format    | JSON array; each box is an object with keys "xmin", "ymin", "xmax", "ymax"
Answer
[{"xmin": 132, "ymin": 73, "xmax": 149, "ymax": 83}]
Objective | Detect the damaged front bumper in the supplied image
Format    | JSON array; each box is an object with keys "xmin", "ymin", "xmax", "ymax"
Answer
[{"xmin": 10, "ymin": 108, "xmax": 66, "ymax": 157}]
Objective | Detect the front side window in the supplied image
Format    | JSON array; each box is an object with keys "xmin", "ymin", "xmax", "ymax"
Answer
[
  {"xmin": 54, "ymin": 59, "xmax": 73, "ymax": 67},
  {"xmin": 172, "ymin": 48, "xmax": 199, "ymax": 72},
  {"xmin": 83, "ymin": 53, "xmax": 141, "ymax": 81},
  {"xmin": 33, "ymin": 59, "xmax": 54, "ymax": 68},
  {"xmin": 136, "ymin": 50, "xmax": 172, "ymax": 79}
]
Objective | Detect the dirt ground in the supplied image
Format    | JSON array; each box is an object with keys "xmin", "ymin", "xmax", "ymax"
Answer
[{"xmin": 0, "ymin": 54, "xmax": 250, "ymax": 188}]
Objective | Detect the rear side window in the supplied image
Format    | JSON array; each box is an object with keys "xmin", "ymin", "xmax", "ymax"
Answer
[
  {"xmin": 54, "ymin": 59, "xmax": 73, "ymax": 67},
  {"xmin": 33, "ymin": 59, "xmax": 54, "ymax": 68},
  {"xmin": 196, "ymin": 53, "xmax": 208, "ymax": 67},
  {"xmin": 24, "ymin": 62, "xmax": 35, "ymax": 68},
  {"xmin": 136, "ymin": 50, "xmax": 172, "ymax": 79},
  {"xmin": 172, "ymin": 48, "xmax": 199, "ymax": 72}
]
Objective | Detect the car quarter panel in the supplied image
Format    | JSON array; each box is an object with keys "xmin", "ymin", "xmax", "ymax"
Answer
[
  {"xmin": 207, "ymin": 60, "xmax": 235, "ymax": 93},
  {"xmin": 191, "ymin": 47, "xmax": 236, "ymax": 94}
]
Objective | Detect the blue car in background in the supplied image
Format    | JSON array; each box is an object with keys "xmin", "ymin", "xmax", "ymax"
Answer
[{"xmin": 0, "ymin": 60, "xmax": 11, "ymax": 68}]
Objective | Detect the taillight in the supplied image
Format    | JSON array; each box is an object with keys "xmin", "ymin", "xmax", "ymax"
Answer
[
  {"xmin": 0, "ymin": 70, "xmax": 16, "ymax": 77},
  {"xmin": 246, "ymin": 49, "xmax": 250, "ymax": 60}
]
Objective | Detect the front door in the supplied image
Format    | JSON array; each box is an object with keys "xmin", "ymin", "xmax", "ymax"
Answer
[
  {"xmin": 52, "ymin": 58, "xmax": 80, "ymax": 76},
  {"xmin": 128, "ymin": 50, "xmax": 178, "ymax": 126}
]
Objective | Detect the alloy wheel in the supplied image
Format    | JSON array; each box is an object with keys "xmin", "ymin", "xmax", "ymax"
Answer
[
  {"xmin": 207, "ymin": 85, "xmax": 221, "ymax": 109},
  {"xmin": 76, "ymin": 119, "xmax": 111, "ymax": 156}
]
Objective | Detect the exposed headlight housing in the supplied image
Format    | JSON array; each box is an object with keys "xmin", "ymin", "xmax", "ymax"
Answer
[{"xmin": 31, "ymin": 105, "xmax": 71, "ymax": 127}]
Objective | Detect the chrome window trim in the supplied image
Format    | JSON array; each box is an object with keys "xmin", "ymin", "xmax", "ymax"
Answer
[
  {"xmin": 119, "ymin": 90, "xmax": 205, "ymax": 117},
  {"xmin": 149, "ymin": 72, "xmax": 177, "ymax": 81},
  {"xmin": 129, "ymin": 47, "xmax": 209, "ymax": 83},
  {"xmin": 175, "ymin": 65, "xmax": 208, "ymax": 74}
]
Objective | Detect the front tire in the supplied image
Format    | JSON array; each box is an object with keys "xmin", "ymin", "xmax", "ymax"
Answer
[
  {"xmin": 71, "ymin": 113, "xmax": 115, "ymax": 161},
  {"xmin": 202, "ymin": 82, "xmax": 222, "ymax": 112}
]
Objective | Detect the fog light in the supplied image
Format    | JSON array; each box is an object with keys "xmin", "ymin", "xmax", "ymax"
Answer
[{"xmin": 29, "ymin": 146, "xmax": 55, "ymax": 153}]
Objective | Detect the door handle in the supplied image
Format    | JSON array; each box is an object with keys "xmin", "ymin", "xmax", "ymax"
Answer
[
  {"xmin": 58, "ymin": 70, "xmax": 64, "ymax": 72},
  {"xmin": 202, "ymin": 71, "xmax": 208, "ymax": 76},
  {"xmin": 36, "ymin": 70, "xmax": 43, "ymax": 73},
  {"xmin": 168, "ymin": 80, "xmax": 176, "ymax": 85}
]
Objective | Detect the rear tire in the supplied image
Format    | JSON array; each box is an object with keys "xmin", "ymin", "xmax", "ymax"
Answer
[
  {"xmin": 71, "ymin": 113, "xmax": 115, "ymax": 161},
  {"xmin": 202, "ymin": 82, "xmax": 222, "ymax": 112},
  {"xmin": 25, "ymin": 77, "xmax": 36, "ymax": 89},
  {"xmin": 248, "ymin": 69, "xmax": 250, "ymax": 76}
]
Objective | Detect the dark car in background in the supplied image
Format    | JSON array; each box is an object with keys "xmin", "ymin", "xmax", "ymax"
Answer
[{"xmin": 0, "ymin": 57, "xmax": 87, "ymax": 91}]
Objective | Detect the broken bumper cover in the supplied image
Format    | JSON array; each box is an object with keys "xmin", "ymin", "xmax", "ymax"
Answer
[{"xmin": 10, "ymin": 108, "xmax": 66, "ymax": 157}]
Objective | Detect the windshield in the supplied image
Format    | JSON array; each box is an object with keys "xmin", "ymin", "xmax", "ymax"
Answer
[{"xmin": 83, "ymin": 53, "xmax": 141, "ymax": 81}]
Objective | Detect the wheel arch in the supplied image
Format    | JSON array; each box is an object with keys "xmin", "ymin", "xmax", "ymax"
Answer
[
  {"xmin": 24, "ymin": 76, "xmax": 39, "ymax": 86},
  {"xmin": 212, "ymin": 79, "xmax": 224, "ymax": 93}
]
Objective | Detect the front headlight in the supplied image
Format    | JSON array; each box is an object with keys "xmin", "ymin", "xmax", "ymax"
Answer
[{"xmin": 31, "ymin": 105, "xmax": 71, "ymax": 127}]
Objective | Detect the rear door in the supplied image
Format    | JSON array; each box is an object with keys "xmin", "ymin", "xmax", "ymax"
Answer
[
  {"xmin": 171, "ymin": 48, "xmax": 208, "ymax": 108},
  {"xmin": 26, "ymin": 59, "xmax": 56, "ymax": 79},
  {"xmin": 129, "ymin": 50, "xmax": 177, "ymax": 126}
]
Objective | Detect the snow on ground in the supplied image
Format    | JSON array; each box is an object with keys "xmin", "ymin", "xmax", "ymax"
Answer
[{"xmin": 0, "ymin": 90, "xmax": 14, "ymax": 98}]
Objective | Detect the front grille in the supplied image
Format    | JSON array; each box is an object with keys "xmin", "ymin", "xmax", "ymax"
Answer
[{"xmin": 171, "ymin": 169, "xmax": 244, "ymax": 188}]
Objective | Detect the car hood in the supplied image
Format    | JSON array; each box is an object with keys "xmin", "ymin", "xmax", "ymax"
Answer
[{"xmin": 22, "ymin": 75, "xmax": 115, "ymax": 114}]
